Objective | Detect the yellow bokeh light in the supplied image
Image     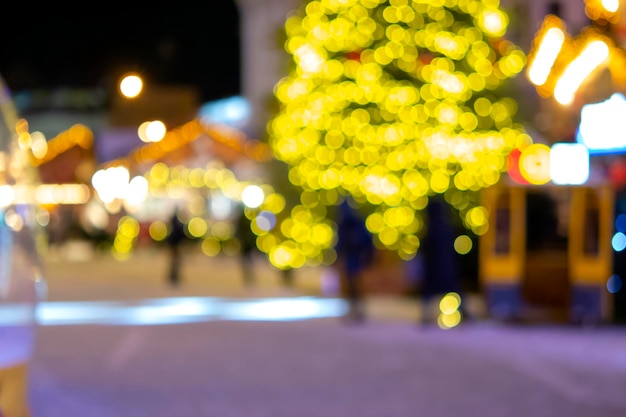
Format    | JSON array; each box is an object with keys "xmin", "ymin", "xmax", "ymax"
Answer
[
  {"xmin": 212, "ymin": 221, "xmax": 234, "ymax": 240},
  {"xmin": 453, "ymin": 234, "xmax": 473, "ymax": 255},
  {"xmin": 466, "ymin": 206, "xmax": 489, "ymax": 228},
  {"xmin": 519, "ymin": 143, "xmax": 551, "ymax": 185},
  {"xmin": 187, "ymin": 217, "xmax": 207, "ymax": 238},
  {"xmin": 439, "ymin": 292, "xmax": 461, "ymax": 314},
  {"xmin": 149, "ymin": 220, "xmax": 168, "ymax": 241},
  {"xmin": 201, "ymin": 237, "xmax": 221, "ymax": 257},
  {"xmin": 479, "ymin": 9, "xmax": 507, "ymax": 37},
  {"xmin": 438, "ymin": 310, "xmax": 462, "ymax": 329},
  {"xmin": 222, "ymin": 239, "xmax": 241, "ymax": 256}
]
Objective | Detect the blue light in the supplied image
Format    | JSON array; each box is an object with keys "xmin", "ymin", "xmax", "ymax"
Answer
[
  {"xmin": 199, "ymin": 96, "xmax": 250, "ymax": 127},
  {"xmin": 255, "ymin": 211, "xmax": 276, "ymax": 231},
  {"xmin": 612, "ymin": 232, "xmax": 626, "ymax": 252},
  {"xmin": 616, "ymin": 214, "xmax": 626, "ymax": 233},
  {"xmin": 607, "ymin": 275, "xmax": 623, "ymax": 294}
]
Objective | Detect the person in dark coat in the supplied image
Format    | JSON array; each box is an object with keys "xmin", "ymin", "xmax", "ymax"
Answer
[
  {"xmin": 418, "ymin": 196, "xmax": 468, "ymax": 325},
  {"xmin": 166, "ymin": 208, "xmax": 186, "ymax": 287},
  {"xmin": 236, "ymin": 209, "xmax": 258, "ymax": 287},
  {"xmin": 335, "ymin": 201, "xmax": 375, "ymax": 322}
]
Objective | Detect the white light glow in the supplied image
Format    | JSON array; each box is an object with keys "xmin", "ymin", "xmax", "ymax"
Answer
[
  {"xmin": 550, "ymin": 143, "xmax": 589, "ymax": 185},
  {"xmin": 92, "ymin": 167, "xmax": 131, "ymax": 204},
  {"xmin": 123, "ymin": 176, "xmax": 150, "ymax": 211},
  {"xmin": 295, "ymin": 44, "xmax": 325, "ymax": 74},
  {"xmin": 577, "ymin": 93, "xmax": 626, "ymax": 153},
  {"xmin": 241, "ymin": 185, "xmax": 264, "ymax": 208},
  {"xmin": 119, "ymin": 74, "xmax": 143, "ymax": 98},
  {"xmin": 209, "ymin": 193, "xmax": 233, "ymax": 220},
  {"xmin": 602, "ymin": 0, "xmax": 619, "ymax": 13},
  {"xmin": 0, "ymin": 185, "xmax": 15, "ymax": 207},
  {"xmin": 145, "ymin": 120, "xmax": 166, "ymax": 142}
]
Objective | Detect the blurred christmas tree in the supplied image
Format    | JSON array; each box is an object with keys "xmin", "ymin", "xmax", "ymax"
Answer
[{"xmin": 262, "ymin": 0, "xmax": 530, "ymax": 269}]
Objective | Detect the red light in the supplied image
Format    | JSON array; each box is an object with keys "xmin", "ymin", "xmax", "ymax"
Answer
[{"xmin": 506, "ymin": 148, "xmax": 529, "ymax": 184}]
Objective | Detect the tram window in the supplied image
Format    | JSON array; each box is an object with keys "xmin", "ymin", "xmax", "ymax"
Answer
[
  {"xmin": 494, "ymin": 192, "xmax": 510, "ymax": 254},
  {"xmin": 526, "ymin": 191, "xmax": 564, "ymax": 251},
  {"xmin": 582, "ymin": 189, "xmax": 600, "ymax": 255},
  {"xmin": 495, "ymin": 207, "xmax": 510, "ymax": 254},
  {"xmin": 584, "ymin": 208, "xmax": 600, "ymax": 255}
]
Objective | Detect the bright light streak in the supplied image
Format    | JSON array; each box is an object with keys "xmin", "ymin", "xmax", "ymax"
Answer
[
  {"xmin": 33, "ymin": 296, "xmax": 348, "ymax": 326},
  {"xmin": 0, "ymin": 304, "xmax": 37, "ymax": 325},
  {"xmin": 0, "ymin": 184, "xmax": 90, "ymax": 206},
  {"xmin": 554, "ymin": 40, "xmax": 610, "ymax": 105},
  {"xmin": 527, "ymin": 27, "xmax": 565, "ymax": 86},
  {"xmin": 221, "ymin": 298, "xmax": 347, "ymax": 321}
]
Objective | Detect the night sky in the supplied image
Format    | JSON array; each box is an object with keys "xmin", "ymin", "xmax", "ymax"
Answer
[{"xmin": 0, "ymin": 4, "xmax": 241, "ymax": 103}]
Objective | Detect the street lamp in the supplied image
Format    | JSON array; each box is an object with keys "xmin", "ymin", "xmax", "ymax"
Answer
[{"xmin": 119, "ymin": 73, "xmax": 143, "ymax": 99}]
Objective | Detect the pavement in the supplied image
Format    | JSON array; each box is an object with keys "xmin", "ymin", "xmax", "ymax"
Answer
[{"xmin": 19, "ymin": 242, "xmax": 626, "ymax": 416}]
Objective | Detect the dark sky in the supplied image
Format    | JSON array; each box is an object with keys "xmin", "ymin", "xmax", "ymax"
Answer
[{"xmin": 0, "ymin": 4, "xmax": 241, "ymax": 104}]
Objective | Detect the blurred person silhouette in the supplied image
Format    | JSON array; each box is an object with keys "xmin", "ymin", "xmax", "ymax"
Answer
[
  {"xmin": 417, "ymin": 195, "xmax": 470, "ymax": 326},
  {"xmin": 236, "ymin": 208, "xmax": 258, "ymax": 287},
  {"xmin": 166, "ymin": 208, "xmax": 187, "ymax": 287},
  {"xmin": 280, "ymin": 267, "xmax": 295, "ymax": 288},
  {"xmin": 335, "ymin": 200, "xmax": 375, "ymax": 323}
]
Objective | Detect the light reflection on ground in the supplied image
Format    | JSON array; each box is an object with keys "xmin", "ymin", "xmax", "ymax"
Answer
[{"xmin": 28, "ymin": 296, "xmax": 349, "ymax": 326}]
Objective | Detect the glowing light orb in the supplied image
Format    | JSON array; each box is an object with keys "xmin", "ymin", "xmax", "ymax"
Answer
[
  {"xmin": 519, "ymin": 144, "xmax": 551, "ymax": 185},
  {"xmin": 119, "ymin": 74, "xmax": 143, "ymax": 98},
  {"xmin": 550, "ymin": 143, "xmax": 589, "ymax": 185},
  {"xmin": 242, "ymin": 185, "xmax": 264, "ymax": 208}
]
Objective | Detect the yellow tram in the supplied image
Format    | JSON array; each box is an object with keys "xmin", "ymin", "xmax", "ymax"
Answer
[{"xmin": 479, "ymin": 181, "xmax": 614, "ymax": 324}]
